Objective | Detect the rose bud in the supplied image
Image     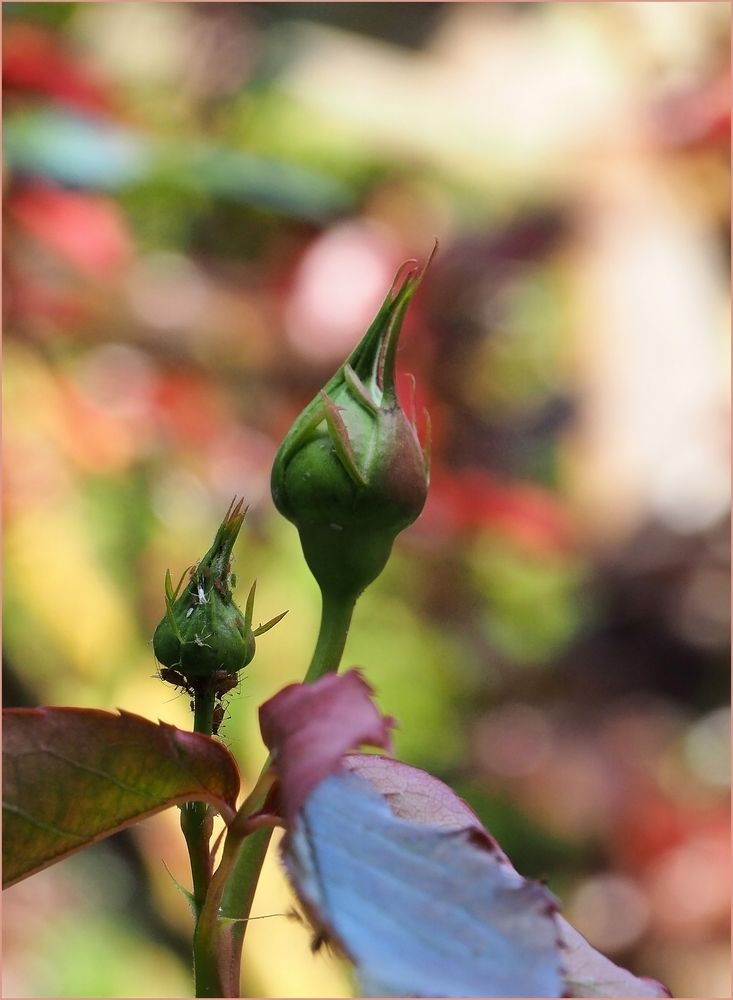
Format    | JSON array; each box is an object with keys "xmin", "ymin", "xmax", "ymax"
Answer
[
  {"xmin": 153, "ymin": 499, "xmax": 286, "ymax": 682},
  {"xmin": 271, "ymin": 248, "xmax": 434, "ymax": 602}
]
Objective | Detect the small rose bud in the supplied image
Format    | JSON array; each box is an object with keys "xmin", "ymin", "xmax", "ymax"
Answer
[
  {"xmin": 153, "ymin": 499, "xmax": 286, "ymax": 682},
  {"xmin": 271, "ymin": 249, "xmax": 434, "ymax": 599}
]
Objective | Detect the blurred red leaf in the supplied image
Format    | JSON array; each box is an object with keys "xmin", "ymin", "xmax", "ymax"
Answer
[
  {"xmin": 3, "ymin": 23, "xmax": 118, "ymax": 115},
  {"xmin": 425, "ymin": 468, "xmax": 576, "ymax": 554},
  {"xmin": 7, "ymin": 184, "xmax": 133, "ymax": 278},
  {"xmin": 259, "ymin": 669, "xmax": 394, "ymax": 827},
  {"xmin": 3, "ymin": 262, "xmax": 92, "ymax": 328},
  {"xmin": 153, "ymin": 372, "xmax": 229, "ymax": 449},
  {"xmin": 3, "ymin": 707, "xmax": 240, "ymax": 888},
  {"xmin": 654, "ymin": 70, "xmax": 731, "ymax": 151},
  {"xmin": 54, "ymin": 378, "xmax": 138, "ymax": 472}
]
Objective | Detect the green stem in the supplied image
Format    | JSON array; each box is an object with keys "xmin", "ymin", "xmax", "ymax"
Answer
[
  {"xmin": 214, "ymin": 586, "xmax": 357, "ymax": 996},
  {"xmin": 180, "ymin": 679, "xmax": 217, "ymax": 996},
  {"xmin": 192, "ymin": 798, "xmax": 277, "ymax": 998},
  {"xmin": 304, "ymin": 587, "xmax": 357, "ymax": 682},
  {"xmin": 192, "ymin": 681, "xmax": 216, "ymax": 735}
]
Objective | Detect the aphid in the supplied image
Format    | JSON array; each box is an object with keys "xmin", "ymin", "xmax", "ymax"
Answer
[
  {"xmin": 159, "ymin": 667, "xmax": 195, "ymax": 701},
  {"xmin": 211, "ymin": 670, "xmax": 239, "ymax": 698},
  {"xmin": 286, "ymin": 907, "xmax": 332, "ymax": 955},
  {"xmin": 193, "ymin": 631, "xmax": 212, "ymax": 648},
  {"xmin": 310, "ymin": 931, "xmax": 328, "ymax": 955},
  {"xmin": 196, "ymin": 584, "xmax": 207, "ymax": 605},
  {"xmin": 160, "ymin": 666, "xmax": 191, "ymax": 690},
  {"xmin": 212, "ymin": 704, "xmax": 225, "ymax": 735}
]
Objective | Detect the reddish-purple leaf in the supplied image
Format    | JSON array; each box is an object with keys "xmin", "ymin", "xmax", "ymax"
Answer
[
  {"xmin": 3, "ymin": 707, "xmax": 240, "ymax": 888},
  {"xmin": 342, "ymin": 753, "xmax": 670, "ymax": 998},
  {"xmin": 262, "ymin": 679, "xmax": 668, "ymax": 998},
  {"xmin": 284, "ymin": 769, "xmax": 564, "ymax": 997},
  {"xmin": 258, "ymin": 669, "xmax": 394, "ymax": 826},
  {"xmin": 558, "ymin": 920, "xmax": 671, "ymax": 999},
  {"xmin": 344, "ymin": 753, "xmax": 492, "ymax": 832}
]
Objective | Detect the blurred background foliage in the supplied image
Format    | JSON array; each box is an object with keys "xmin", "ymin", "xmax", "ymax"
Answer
[{"xmin": 2, "ymin": 2, "xmax": 730, "ymax": 997}]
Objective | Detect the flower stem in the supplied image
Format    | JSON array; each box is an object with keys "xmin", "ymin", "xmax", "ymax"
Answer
[
  {"xmin": 304, "ymin": 587, "xmax": 357, "ymax": 682},
  {"xmin": 214, "ymin": 586, "xmax": 356, "ymax": 994},
  {"xmin": 181, "ymin": 680, "xmax": 216, "ymax": 915}
]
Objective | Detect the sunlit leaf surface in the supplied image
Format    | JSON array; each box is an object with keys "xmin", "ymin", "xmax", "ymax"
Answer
[
  {"xmin": 284, "ymin": 769, "xmax": 564, "ymax": 998},
  {"xmin": 262, "ymin": 675, "xmax": 562, "ymax": 997},
  {"xmin": 3, "ymin": 707, "xmax": 240, "ymax": 887},
  {"xmin": 341, "ymin": 754, "xmax": 671, "ymax": 998},
  {"xmin": 263, "ymin": 672, "xmax": 668, "ymax": 999}
]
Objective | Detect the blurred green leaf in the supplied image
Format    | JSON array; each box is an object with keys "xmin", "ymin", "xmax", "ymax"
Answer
[
  {"xmin": 3, "ymin": 2, "xmax": 77, "ymax": 28},
  {"xmin": 4, "ymin": 110, "xmax": 151, "ymax": 189},
  {"xmin": 471, "ymin": 536, "xmax": 588, "ymax": 665},
  {"xmin": 3, "ymin": 707, "xmax": 239, "ymax": 887},
  {"xmin": 4, "ymin": 108, "xmax": 354, "ymax": 221}
]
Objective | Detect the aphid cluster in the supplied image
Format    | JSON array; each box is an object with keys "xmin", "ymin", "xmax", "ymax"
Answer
[
  {"xmin": 209, "ymin": 669, "xmax": 239, "ymax": 735},
  {"xmin": 159, "ymin": 666, "xmax": 240, "ymax": 736}
]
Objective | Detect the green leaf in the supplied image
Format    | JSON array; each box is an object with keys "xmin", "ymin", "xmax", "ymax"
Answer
[{"xmin": 3, "ymin": 707, "xmax": 240, "ymax": 888}]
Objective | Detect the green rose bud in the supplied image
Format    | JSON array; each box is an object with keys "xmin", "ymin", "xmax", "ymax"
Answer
[
  {"xmin": 271, "ymin": 250, "xmax": 434, "ymax": 600},
  {"xmin": 153, "ymin": 499, "xmax": 286, "ymax": 683}
]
